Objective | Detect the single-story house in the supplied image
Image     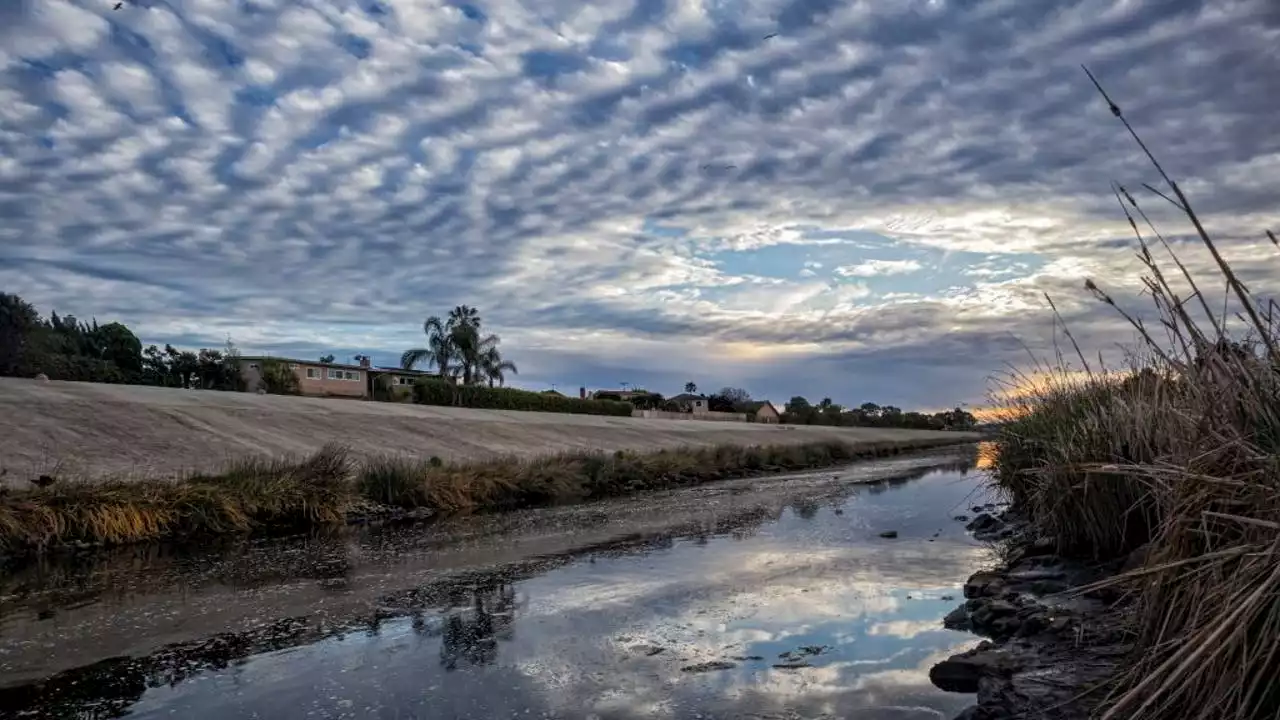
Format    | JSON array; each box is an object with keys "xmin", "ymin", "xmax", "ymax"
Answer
[
  {"xmin": 239, "ymin": 355, "xmax": 439, "ymax": 399},
  {"xmin": 589, "ymin": 388, "xmax": 650, "ymax": 402},
  {"xmin": 745, "ymin": 400, "xmax": 781, "ymax": 423},
  {"xmin": 239, "ymin": 356, "xmax": 371, "ymax": 398},
  {"xmin": 669, "ymin": 393, "xmax": 709, "ymax": 413}
]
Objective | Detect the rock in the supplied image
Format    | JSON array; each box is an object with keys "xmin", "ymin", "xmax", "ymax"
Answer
[
  {"xmin": 681, "ymin": 661, "xmax": 736, "ymax": 673},
  {"xmin": 1008, "ymin": 569, "xmax": 1066, "ymax": 582},
  {"xmin": 954, "ymin": 515, "xmax": 970, "ymax": 522},
  {"xmin": 730, "ymin": 655, "xmax": 763, "ymax": 661},
  {"xmin": 34, "ymin": 373, "xmax": 49, "ymax": 383},
  {"xmin": 878, "ymin": 530, "xmax": 898, "ymax": 539},
  {"xmin": 990, "ymin": 616, "xmax": 1023, "ymax": 636},
  {"xmin": 1029, "ymin": 579, "xmax": 1070, "ymax": 595},
  {"xmin": 941, "ymin": 594, "xmax": 955, "ymax": 601},
  {"xmin": 985, "ymin": 599, "xmax": 1018, "ymax": 616},
  {"xmin": 772, "ymin": 661, "xmax": 812, "ymax": 669},
  {"xmin": 929, "ymin": 643, "xmax": 1010, "ymax": 693},
  {"xmin": 943, "ymin": 605, "xmax": 971, "ymax": 630},
  {"xmin": 1047, "ymin": 616, "xmax": 1075, "ymax": 634},
  {"xmin": 966, "ymin": 513, "xmax": 1004, "ymax": 533},
  {"xmin": 964, "ymin": 571, "xmax": 1005, "ymax": 599},
  {"xmin": 633, "ymin": 644, "xmax": 666, "ymax": 657}
]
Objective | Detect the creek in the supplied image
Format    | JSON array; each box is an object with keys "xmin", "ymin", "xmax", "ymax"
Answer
[{"xmin": 0, "ymin": 446, "xmax": 994, "ymax": 719}]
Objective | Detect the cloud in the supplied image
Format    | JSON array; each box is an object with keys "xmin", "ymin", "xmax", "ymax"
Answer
[
  {"xmin": 835, "ymin": 259, "xmax": 925, "ymax": 277},
  {"xmin": 0, "ymin": 0, "xmax": 1277, "ymax": 407}
]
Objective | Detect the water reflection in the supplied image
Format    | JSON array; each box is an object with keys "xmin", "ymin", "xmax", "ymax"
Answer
[{"xmin": 0, "ymin": 447, "xmax": 990, "ymax": 719}]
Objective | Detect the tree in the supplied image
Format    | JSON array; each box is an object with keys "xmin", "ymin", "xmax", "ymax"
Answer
[
  {"xmin": 319, "ymin": 354, "xmax": 336, "ymax": 363},
  {"xmin": 402, "ymin": 316, "xmax": 456, "ymax": 376},
  {"xmin": 787, "ymin": 396, "xmax": 811, "ymax": 413},
  {"xmin": 259, "ymin": 358, "xmax": 300, "ymax": 395},
  {"xmin": 859, "ymin": 402, "xmax": 881, "ymax": 418},
  {"xmin": 684, "ymin": 381, "xmax": 698, "ymax": 394},
  {"xmin": 97, "ymin": 322, "xmax": 142, "ymax": 377},
  {"xmin": 0, "ymin": 293, "xmax": 40, "ymax": 376},
  {"xmin": 480, "ymin": 345, "xmax": 518, "ymax": 387},
  {"xmin": 717, "ymin": 387, "xmax": 752, "ymax": 404}
]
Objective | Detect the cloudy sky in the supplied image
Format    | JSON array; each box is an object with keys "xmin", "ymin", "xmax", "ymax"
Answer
[{"xmin": 1, "ymin": 0, "xmax": 1276, "ymax": 409}]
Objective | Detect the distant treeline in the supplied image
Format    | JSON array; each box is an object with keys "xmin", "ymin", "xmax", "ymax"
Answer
[{"xmin": 0, "ymin": 292, "xmax": 242, "ymax": 390}]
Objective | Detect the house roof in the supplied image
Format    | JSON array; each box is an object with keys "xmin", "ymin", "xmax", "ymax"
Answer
[
  {"xmin": 368, "ymin": 366, "xmax": 438, "ymax": 376},
  {"xmin": 744, "ymin": 400, "xmax": 780, "ymax": 414},
  {"xmin": 238, "ymin": 356, "xmax": 369, "ymax": 371},
  {"xmin": 669, "ymin": 393, "xmax": 704, "ymax": 403}
]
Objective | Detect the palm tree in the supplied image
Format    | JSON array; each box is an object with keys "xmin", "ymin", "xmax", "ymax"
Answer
[
  {"xmin": 480, "ymin": 345, "xmax": 518, "ymax": 388},
  {"xmin": 448, "ymin": 323, "xmax": 504, "ymax": 386},
  {"xmin": 684, "ymin": 381, "xmax": 697, "ymax": 394},
  {"xmin": 447, "ymin": 305, "xmax": 481, "ymax": 332},
  {"xmin": 401, "ymin": 316, "xmax": 456, "ymax": 376}
]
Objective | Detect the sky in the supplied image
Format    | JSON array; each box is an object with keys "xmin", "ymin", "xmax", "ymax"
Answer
[{"xmin": 0, "ymin": 0, "xmax": 1277, "ymax": 410}]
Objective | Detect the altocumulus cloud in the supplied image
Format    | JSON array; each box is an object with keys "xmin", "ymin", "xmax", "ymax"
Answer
[{"xmin": 0, "ymin": 0, "xmax": 1277, "ymax": 408}]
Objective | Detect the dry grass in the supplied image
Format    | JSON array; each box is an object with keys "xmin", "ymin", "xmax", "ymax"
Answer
[
  {"xmin": 992, "ymin": 69, "xmax": 1280, "ymax": 720},
  {"xmin": 0, "ymin": 436, "xmax": 966, "ymax": 555}
]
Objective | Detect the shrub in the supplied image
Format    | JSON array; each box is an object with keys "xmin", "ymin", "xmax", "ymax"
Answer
[
  {"xmin": 259, "ymin": 358, "xmax": 300, "ymax": 395},
  {"xmin": 412, "ymin": 378, "xmax": 632, "ymax": 416}
]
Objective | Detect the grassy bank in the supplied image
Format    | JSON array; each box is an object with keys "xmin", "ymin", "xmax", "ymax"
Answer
[
  {"xmin": 0, "ymin": 436, "xmax": 968, "ymax": 555},
  {"xmin": 991, "ymin": 78, "xmax": 1280, "ymax": 720}
]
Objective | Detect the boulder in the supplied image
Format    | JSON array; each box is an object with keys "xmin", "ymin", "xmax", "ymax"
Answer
[
  {"xmin": 964, "ymin": 571, "xmax": 1006, "ymax": 599},
  {"xmin": 943, "ymin": 605, "xmax": 972, "ymax": 631},
  {"xmin": 929, "ymin": 643, "xmax": 1012, "ymax": 693},
  {"xmin": 967, "ymin": 513, "xmax": 1002, "ymax": 531}
]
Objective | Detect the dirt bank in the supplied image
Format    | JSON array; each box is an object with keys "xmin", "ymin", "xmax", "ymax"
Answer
[{"xmin": 0, "ymin": 377, "xmax": 975, "ymax": 481}]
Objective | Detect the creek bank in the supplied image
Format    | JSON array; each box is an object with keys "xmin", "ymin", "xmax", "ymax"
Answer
[
  {"xmin": 933, "ymin": 509, "xmax": 1137, "ymax": 719},
  {"xmin": 0, "ymin": 437, "xmax": 974, "ymax": 562}
]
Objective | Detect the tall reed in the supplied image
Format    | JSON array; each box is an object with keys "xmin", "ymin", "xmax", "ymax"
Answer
[{"xmin": 993, "ymin": 67, "xmax": 1280, "ymax": 719}]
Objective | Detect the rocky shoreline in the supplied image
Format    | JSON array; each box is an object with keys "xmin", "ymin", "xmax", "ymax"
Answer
[{"xmin": 932, "ymin": 509, "xmax": 1139, "ymax": 719}]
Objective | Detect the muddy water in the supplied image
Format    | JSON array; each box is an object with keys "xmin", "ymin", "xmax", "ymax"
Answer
[{"xmin": 0, "ymin": 446, "xmax": 994, "ymax": 719}]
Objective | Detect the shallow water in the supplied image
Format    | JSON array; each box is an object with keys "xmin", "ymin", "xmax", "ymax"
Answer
[{"xmin": 0, "ymin": 446, "xmax": 995, "ymax": 719}]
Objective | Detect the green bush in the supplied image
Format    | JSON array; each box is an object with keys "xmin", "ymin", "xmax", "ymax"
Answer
[{"xmin": 412, "ymin": 378, "xmax": 632, "ymax": 416}]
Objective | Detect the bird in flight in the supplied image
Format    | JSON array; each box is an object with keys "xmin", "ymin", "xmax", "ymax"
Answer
[
  {"xmin": 763, "ymin": 33, "xmax": 778, "ymax": 40},
  {"xmin": 114, "ymin": 1, "xmax": 124, "ymax": 8}
]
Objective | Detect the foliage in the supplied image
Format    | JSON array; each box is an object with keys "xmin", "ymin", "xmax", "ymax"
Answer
[
  {"xmin": 684, "ymin": 381, "xmax": 697, "ymax": 394},
  {"xmin": 319, "ymin": 354, "xmax": 335, "ymax": 363},
  {"xmin": 0, "ymin": 437, "xmax": 970, "ymax": 553},
  {"xmin": 628, "ymin": 392, "xmax": 665, "ymax": 410},
  {"xmin": 402, "ymin": 305, "xmax": 518, "ymax": 388},
  {"xmin": 990, "ymin": 74, "xmax": 1280, "ymax": 720},
  {"xmin": 778, "ymin": 394, "xmax": 974, "ymax": 430},
  {"xmin": 0, "ymin": 292, "xmax": 244, "ymax": 392},
  {"xmin": 258, "ymin": 358, "xmax": 301, "ymax": 395},
  {"xmin": 413, "ymin": 378, "xmax": 632, "ymax": 416}
]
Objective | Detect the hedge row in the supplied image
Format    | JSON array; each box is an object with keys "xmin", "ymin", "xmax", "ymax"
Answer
[{"xmin": 412, "ymin": 379, "xmax": 633, "ymax": 416}]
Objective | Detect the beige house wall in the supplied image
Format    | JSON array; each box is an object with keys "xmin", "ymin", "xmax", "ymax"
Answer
[{"xmin": 241, "ymin": 359, "xmax": 366, "ymax": 398}]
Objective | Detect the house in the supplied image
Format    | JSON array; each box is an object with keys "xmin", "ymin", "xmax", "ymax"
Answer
[
  {"xmin": 587, "ymin": 388, "xmax": 650, "ymax": 402},
  {"xmin": 239, "ymin": 355, "xmax": 439, "ymax": 399},
  {"xmin": 239, "ymin": 356, "xmax": 369, "ymax": 398},
  {"xmin": 669, "ymin": 393, "xmax": 709, "ymax": 413},
  {"xmin": 746, "ymin": 400, "xmax": 781, "ymax": 424}
]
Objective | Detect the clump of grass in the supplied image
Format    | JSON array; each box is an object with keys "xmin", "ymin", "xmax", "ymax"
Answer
[
  {"xmin": 0, "ymin": 444, "xmax": 358, "ymax": 551},
  {"xmin": 0, "ymin": 435, "xmax": 968, "ymax": 554},
  {"xmin": 991, "ymin": 68, "xmax": 1280, "ymax": 720}
]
